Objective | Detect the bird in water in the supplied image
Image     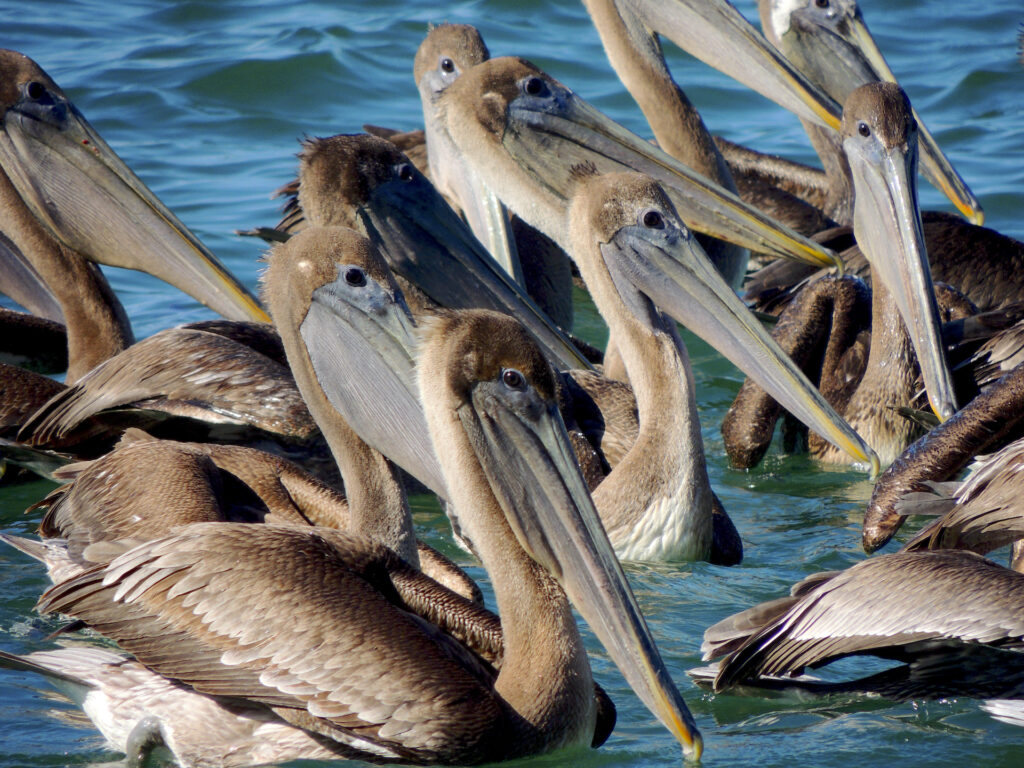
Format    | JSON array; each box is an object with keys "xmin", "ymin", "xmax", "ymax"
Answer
[
  {"xmin": 696, "ymin": 548, "xmax": 1024, "ymax": 702},
  {"xmin": 0, "ymin": 49, "xmax": 332, "ymax": 481},
  {"xmin": 4, "ymin": 227, "xmax": 483, "ymax": 601},
  {"xmin": 722, "ymin": 82, "xmax": 960, "ymax": 470},
  {"xmin": 430, "ymin": 54, "xmax": 843, "ymax": 291},
  {"xmin": 863, "ymin": 361, "xmax": 1024, "ymax": 553},
  {"xmin": 3, "ymin": 304, "xmax": 703, "ymax": 765},
  {"xmin": 753, "ymin": 0, "xmax": 981, "ymax": 227},
  {"xmin": 289, "ymin": 169, "xmax": 880, "ymax": 561}
]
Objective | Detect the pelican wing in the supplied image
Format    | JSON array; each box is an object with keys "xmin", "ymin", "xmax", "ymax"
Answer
[
  {"xmin": 38, "ymin": 524, "xmax": 507, "ymax": 763},
  {"xmin": 21, "ymin": 328, "xmax": 314, "ymax": 445},
  {"xmin": 708, "ymin": 550, "xmax": 1024, "ymax": 691}
]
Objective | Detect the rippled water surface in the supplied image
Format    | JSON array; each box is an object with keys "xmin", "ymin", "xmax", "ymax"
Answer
[{"xmin": 2, "ymin": 1, "xmax": 1023, "ymax": 766}]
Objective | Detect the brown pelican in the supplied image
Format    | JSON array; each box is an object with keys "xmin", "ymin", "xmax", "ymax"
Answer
[
  {"xmin": 757, "ymin": 0, "xmax": 981, "ymax": 226},
  {"xmin": 247, "ymin": 132, "xmax": 592, "ymax": 370},
  {"xmin": 583, "ymin": 0, "xmax": 834, "ymax": 238},
  {"xmin": 433, "ymin": 55, "xmax": 844, "ymax": 291},
  {"xmin": 699, "ymin": 549, "xmax": 1024, "ymax": 700},
  {"xmin": 568, "ymin": 172, "xmax": 741, "ymax": 562},
  {"xmin": 0, "ymin": 50, "xmax": 268, "ymax": 345},
  {"xmin": 722, "ymin": 83, "xmax": 958, "ymax": 469},
  {"xmin": 0, "ymin": 50, "xmax": 293, "ymax": 474},
  {"xmin": 8, "ymin": 227, "xmax": 482, "ymax": 598},
  {"xmin": 316, "ymin": 170, "xmax": 887, "ymax": 562},
  {"xmin": 863, "ymin": 362, "xmax": 1024, "ymax": 552},
  {"xmin": 18, "ymin": 307, "xmax": 702, "ymax": 764}
]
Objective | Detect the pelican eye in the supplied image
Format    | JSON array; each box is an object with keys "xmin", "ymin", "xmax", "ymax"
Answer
[
  {"xmin": 642, "ymin": 209, "xmax": 665, "ymax": 229},
  {"xmin": 814, "ymin": 0, "xmax": 829, "ymax": 8},
  {"xmin": 523, "ymin": 77, "xmax": 547, "ymax": 97},
  {"xmin": 440, "ymin": 56, "xmax": 455, "ymax": 74},
  {"xmin": 858, "ymin": 121, "xmax": 871, "ymax": 138},
  {"xmin": 344, "ymin": 267, "xmax": 367, "ymax": 287},
  {"xmin": 397, "ymin": 163, "xmax": 414, "ymax": 182},
  {"xmin": 501, "ymin": 368, "xmax": 527, "ymax": 391},
  {"xmin": 25, "ymin": 81, "xmax": 45, "ymax": 100}
]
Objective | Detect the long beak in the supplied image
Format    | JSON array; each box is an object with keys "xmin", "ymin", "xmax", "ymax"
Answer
[
  {"xmin": 603, "ymin": 223, "xmax": 879, "ymax": 472},
  {"xmin": 357, "ymin": 174, "xmax": 593, "ymax": 370},
  {"xmin": 461, "ymin": 388, "xmax": 702, "ymax": 760},
  {"xmin": 301, "ymin": 274, "xmax": 449, "ymax": 498},
  {"xmin": 506, "ymin": 90, "xmax": 840, "ymax": 272},
  {"xmin": 626, "ymin": 0, "xmax": 841, "ymax": 130},
  {"xmin": 0, "ymin": 99, "xmax": 268, "ymax": 322},
  {"xmin": 782, "ymin": 8, "xmax": 983, "ymax": 225},
  {"xmin": 0, "ymin": 232, "xmax": 64, "ymax": 323},
  {"xmin": 422, "ymin": 111, "xmax": 528, "ymax": 287},
  {"xmin": 846, "ymin": 135, "xmax": 958, "ymax": 422}
]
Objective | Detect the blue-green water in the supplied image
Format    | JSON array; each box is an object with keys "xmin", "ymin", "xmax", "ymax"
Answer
[{"xmin": 1, "ymin": 1, "xmax": 1023, "ymax": 765}]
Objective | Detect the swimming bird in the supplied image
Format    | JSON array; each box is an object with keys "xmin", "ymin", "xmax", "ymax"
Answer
[
  {"xmin": 9, "ymin": 227, "xmax": 482, "ymax": 598},
  {"xmin": 756, "ymin": 0, "xmax": 981, "ymax": 226},
  {"xmin": 20, "ymin": 307, "xmax": 702, "ymax": 764},
  {"xmin": 700, "ymin": 549, "xmax": 1024, "ymax": 700},
  {"xmin": 432, "ymin": 55, "xmax": 842, "ymax": 291},
  {"xmin": 863, "ymin": 362, "xmax": 1024, "ymax": 552},
  {"xmin": 0, "ymin": 49, "xmax": 307, "ymax": 476},
  {"xmin": 722, "ymin": 82, "xmax": 958, "ymax": 469},
  {"xmin": 0, "ymin": 48, "xmax": 268, "ymax": 359},
  {"xmin": 244, "ymin": 131, "xmax": 592, "ymax": 369}
]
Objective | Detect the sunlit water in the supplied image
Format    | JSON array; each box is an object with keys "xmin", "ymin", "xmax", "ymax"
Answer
[{"xmin": 1, "ymin": 1, "xmax": 1023, "ymax": 766}]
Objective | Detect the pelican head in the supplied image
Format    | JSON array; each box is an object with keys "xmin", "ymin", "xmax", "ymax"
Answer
[
  {"xmin": 569, "ymin": 171, "xmax": 878, "ymax": 470},
  {"xmin": 412, "ymin": 24, "xmax": 532, "ymax": 286},
  {"xmin": 262, "ymin": 226, "xmax": 446, "ymax": 498},
  {"xmin": 437, "ymin": 56, "xmax": 841, "ymax": 285},
  {"xmin": 413, "ymin": 23, "xmax": 490, "ymax": 104},
  {"xmin": 842, "ymin": 82, "xmax": 957, "ymax": 422},
  {"xmin": 295, "ymin": 133, "xmax": 590, "ymax": 369},
  {"xmin": 418, "ymin": 309, "xmax": 703, "ymax": 759},
  {"xmin": 761, "ymin": 0, "xmax": 983, "ymax": 224},
  {"xmin": 0, "ymin": 49, "xmax": 268, "ymax": 322}
]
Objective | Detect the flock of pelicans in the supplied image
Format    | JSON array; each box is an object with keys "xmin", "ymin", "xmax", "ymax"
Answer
[{"xmin": 2, "ymin": 0, "xmax": 1024, "ymax": 764}]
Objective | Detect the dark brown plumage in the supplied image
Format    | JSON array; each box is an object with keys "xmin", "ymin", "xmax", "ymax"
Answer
[
  {"xmin": 864, "ymin": 363, "xmax": 1024, "ymax": 552},
  {"xmin": 724, "ymin": 82, "xmax": 963, "ymax": 469}
]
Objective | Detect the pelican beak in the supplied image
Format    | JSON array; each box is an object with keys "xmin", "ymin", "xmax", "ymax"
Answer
[
  {"xmin": 356, "ymin": 168, "xmax": 593, "ymax": 370},
  {"xmin": 627, "ymin": 0, "xmax": 841, "ymax": 131},
  {"xmin": 301, "ymin": 270, "xmax": 449, "ymax": 498},
  {"xmin": 0, "ymin": 233, "xmax": 64, "ymax": 323},
  {"xmin": 602, "ymin": 215, "xmax": 878, "ymax": 472},
  {"xmin": 460, "ymin": 386, "xmax": 703, "ymax": 760},
  {"xmin": 781, "ymin": 4, "xmax": 983, "ymax": 225},
  {"xmin": 504, "ymin": 78, "xmax": 840, "ymax": 272},
  {"xmin": 846, "ymin": 131, "xmax": 958, "ymax": 422},
  {"xmin": 422, "ymin": 106, "xmax": 527, "ymax": 287},
  {"xmin": 0, "ymin": 91, "xmax": 268, "ymax": 321}
]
